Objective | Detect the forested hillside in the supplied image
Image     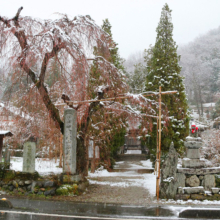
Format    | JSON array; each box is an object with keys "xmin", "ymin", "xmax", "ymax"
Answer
[{"xmin": 178, "ymin": 27, "xmax": 220, "ymax": 116}]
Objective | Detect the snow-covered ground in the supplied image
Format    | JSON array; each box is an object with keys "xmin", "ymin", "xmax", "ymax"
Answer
[
  {"xmin": 10, "ymin": 156, "xmax": 157, "ymax": 197},
  {"xmin": 10, "ymin": 157, "xmax": 62, "ymax": 175},
  {"xmin": 88, "ymin": 160, "xmax": 156, "ymax": 196},
  {"xmin": 9, "ymin": 156, "xmax": 220, "ymax": 205}
]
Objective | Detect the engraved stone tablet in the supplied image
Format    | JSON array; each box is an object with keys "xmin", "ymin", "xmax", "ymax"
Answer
[
  {"xmin": 63, "ymin": 108, "xmax": 77, "ymax": 174},
  {"xmin": 95, "ymin": 146, "xmax": 99, "ymax": 159},
  {"xmin": 88, "ymin": 140, "xmax": 94, "ymax": 159},
  {"xmin": 23, "ymin": 142, "xmax": 36, "ymax": 173},
  {"xmin": 3, "ymin": 147, "xmax": 10, "ymax": 168}
]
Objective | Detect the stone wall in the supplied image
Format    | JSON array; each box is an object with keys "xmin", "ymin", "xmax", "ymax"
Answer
[
  {"xmin": 160, "ymin": 138, "xmax": 220, "ymax": 201},
  {"xmin": 0, "ymin": 169, "xmax": 88, "ymax": 197}
]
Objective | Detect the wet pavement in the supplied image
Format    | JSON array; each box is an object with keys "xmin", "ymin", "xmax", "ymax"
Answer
[
  {"xmin": 0, "ymin": 197, "xmax": 220, "ymax": 219},
  {"xmin": 0, "ymin": 197, "xmax": 182, "ymax": 219},
  {"xmin": 0, "ymin": 197, "xmax": 175, "ymax": 217}
]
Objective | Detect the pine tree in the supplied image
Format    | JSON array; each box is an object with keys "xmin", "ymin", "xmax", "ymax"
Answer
[{"xmin": 145, "ymin": 3, "xmax": 189, "ymax": 154}]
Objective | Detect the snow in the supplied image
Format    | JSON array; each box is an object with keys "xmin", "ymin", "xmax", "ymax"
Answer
[
  {"xmin": 10, "ymin": 157, "xmax": 62, "ymax": 175},
  {"xmin": 88, "ymin": 170, "xmax": 156, "ymax": 197},
  {"xmin": 88, "ymin": 160, "xmax": 156, "ymax": 197},
  {"xmin": 125, "ymin": 150, "xmax": 142, "ymax": 154},
  {"xmin": 163, "ymin": 177, "xmax": 174, "ymax": 182},
  {"xmin": 0, "ymin": 131, "xmax": 10, "ymax": 135},
  {"xmin": 9, "ymin": 156, "xmax": 159, "ymax": 196},
  {"xmin": 9, "ymin": 156, "xmax": 220, "ymax": 204}
]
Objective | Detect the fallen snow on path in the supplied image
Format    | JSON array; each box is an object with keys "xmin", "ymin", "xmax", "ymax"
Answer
[
  {"xmin": 125, "ymin": 150, "xmax": 142, "ymax": 154},
  {"xmin": 88, "ymin": 173, "xmax": 156, "ymax": 195},
  {"xmin": 10, "ymin": 157, "xmax": 62, "ymax": 175},
  {"xmin": 140, "ymin": 160, "xmax": 153, "ymax": 168},
  {"xmin": 88, "ymin": 159, "xmax": 156, "ymax": 196}
]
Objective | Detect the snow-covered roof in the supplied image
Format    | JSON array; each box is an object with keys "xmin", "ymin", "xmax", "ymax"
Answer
[
  {"xmin": 190, "ymin": 103, "xmax": 215, "ymax": 108},
  {"xmin": 202, "ymin": 103, "xmax": 215, "ymax": 107},
  {"xmin": 0, "ymin": 130, "xmax": 13, "ymax": 137}
]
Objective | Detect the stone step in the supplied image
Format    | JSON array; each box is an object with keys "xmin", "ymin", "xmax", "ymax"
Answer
[
  {"xmin": 177, "ymin": 167, "xmax": 220, "ymax": 175},
  {"xmin": 127, "ymin": 146, "xmax": 141, "ymax": 150},
  {"xmin": 110, "ymin": 168, "xmax": 154, "ymax": 174},
  {"xmin": 116, "ymin": 154, "xmax": 147, "ymax": 161},
  {"xmin": 178, "ymin": 186, "xmax": 205, "ymax": 194}
]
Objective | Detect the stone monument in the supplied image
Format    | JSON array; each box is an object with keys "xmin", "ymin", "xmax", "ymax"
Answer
[
  {"xmin": 3, "ymin": 147, "xmax": 10, "ymax": 169},
  {"xmin": 182, "ymin": 136, "xmax": 205, "ymax": 168},
  {"xmin": 62, "ymin": 108, "xmax": 80, "ymax": 182},
  {"xmin": 159, "ymin": 142, "xmax": 185, "ymax": 199},
  {"xmin": 23, "ymin": 142, "xmax": 36, "ymax": 173}
]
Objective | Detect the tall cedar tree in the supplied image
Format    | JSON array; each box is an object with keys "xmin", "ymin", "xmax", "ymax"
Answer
[
  {"xmin": 145, "ymin": 4, "xmax": 189, "ymax": 154},
  {"xmin": 88, "ymin": 19, "xmax": 127, "ymax": 166}
]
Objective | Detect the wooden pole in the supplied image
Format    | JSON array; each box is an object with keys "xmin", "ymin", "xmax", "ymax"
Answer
[
  {"xmin": 157, "ymin": 86, "xmax": 162, "ymax": 200},
  {"xmin": 59, "ymin": 134, "xmax": 63, "ymax": 168},
  {"xmin": 0, "ymin": 136, "xmax": 3, "ymax": 162},
  {"xmin": 156, "ymin": 114, "xmax": 159, "ymax": 197}
]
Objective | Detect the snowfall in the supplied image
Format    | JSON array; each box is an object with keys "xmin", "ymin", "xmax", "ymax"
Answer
[{"xmin": 8, "ymin": 149, "xmax": 220, "ymax": 206}]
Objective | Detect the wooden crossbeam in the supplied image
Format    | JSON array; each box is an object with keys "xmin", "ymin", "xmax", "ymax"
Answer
[{"xmin": 55, "ymin": 90, "xmax": 177, "ymax": 106}]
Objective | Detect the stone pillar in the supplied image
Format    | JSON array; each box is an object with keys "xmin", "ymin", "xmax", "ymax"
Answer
[
  {"xmin": 3, "ymin": 147, "xmax": 10, "ymax": 169},
  {"xmin": 63, "ymin": 108, "xmax": 77, "ymax": 174},
  {"xmin": 23, "ymin": 142, "xmax": 36, "ymax": 173}
]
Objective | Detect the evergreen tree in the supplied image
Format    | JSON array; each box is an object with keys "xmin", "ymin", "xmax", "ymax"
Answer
[
  {"xmin": 128, "ymin": 62, "xmax": 147, "ymax": 94},
  {"xmin": 145, "ymin": 3, "xmax": 189, "ymax": 154},
  {"xmin": 88, "ymin": 19, "xmax": 127, "ymax": 165},
  {"xmin": 101, "ymin": 19, "xmax": 125, "ymax": 72}
]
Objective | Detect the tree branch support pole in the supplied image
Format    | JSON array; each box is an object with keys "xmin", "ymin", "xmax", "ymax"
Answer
[
  {"xmin": 0, "ymin": 137, "xmax": 3, "ymax": 162},
  {"xmin": 156, "ymin": 86, "xmax": 162, "ymax": 201},
  {"xmin": 59, "ymin": 134, "xmax": 63, "ymax": 168}
]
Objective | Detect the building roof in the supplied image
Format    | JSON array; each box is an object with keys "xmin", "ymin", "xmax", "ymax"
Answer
[{"xmin": 0, "ymin": 130, "xmax": 13, "ymax": 137}]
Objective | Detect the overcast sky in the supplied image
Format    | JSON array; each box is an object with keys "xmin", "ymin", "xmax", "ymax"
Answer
[{"xmin": 1, "ymin": 0, "xmax": 220, "ymax": 59}]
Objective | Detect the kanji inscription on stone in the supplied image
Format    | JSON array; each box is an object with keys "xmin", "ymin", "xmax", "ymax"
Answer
[
  {"xmin": 23, "ymin": 142, "xmax": 36, "ymax": 173},
  {"xmin": 63, "ymin": 108, "xmax": 77, "ymax": 174}
]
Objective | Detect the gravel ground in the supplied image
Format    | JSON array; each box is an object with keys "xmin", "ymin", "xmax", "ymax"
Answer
[
  {"xmin": 62, "ymin": 159, "xmax": 157, "ymax": 205},
  {"xmin": 68, "ymin": 184, "xmax": 155, "ymax": 205}
]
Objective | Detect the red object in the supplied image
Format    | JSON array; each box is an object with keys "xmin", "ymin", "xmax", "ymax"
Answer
[{"xmin": 191, "ymin": 124, "xmax": 198, "ymax": 134}]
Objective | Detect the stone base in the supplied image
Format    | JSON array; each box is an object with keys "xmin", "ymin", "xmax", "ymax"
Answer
[
  {"xmin": 184, "ymin": 141, "xmax": 202, "ymax": 148},
  {"xmin": 182, "ymin": 158, "xmax": 205, "ymax": 168},
  {"xmin": 177, "ymin": 167, "xmax": 220, "ymax": 175},
  {"xmin": 183, "ymin": 186, "xmax": 204, "ymax": 194},
  {"xmin": 185, "ymin": 137, "xmax": 202, "ymax": 142},
  {"xmin": 60, "ymin": 174, "xmax": 82, "ymax": 184},
  {"xmin": 186, "ymin": 148, "xmax": 200, "ymax": 159}
]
